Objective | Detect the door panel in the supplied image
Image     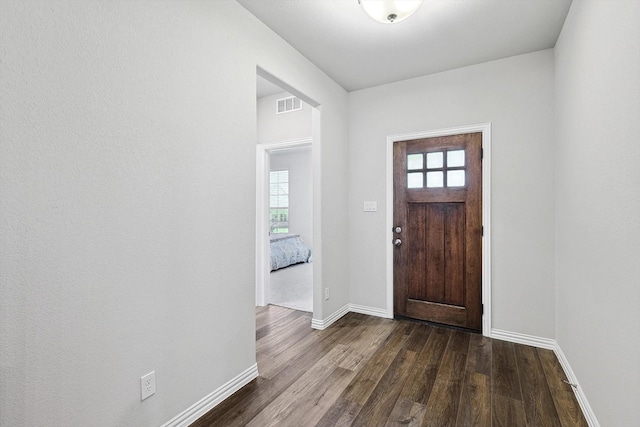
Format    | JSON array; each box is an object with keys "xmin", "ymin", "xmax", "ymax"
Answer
[{"xmin": 394, "ymin": 133, "xmax": 482, "ymax": 331}]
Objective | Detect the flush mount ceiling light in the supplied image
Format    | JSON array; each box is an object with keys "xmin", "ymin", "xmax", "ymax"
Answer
[{"xmin": 358, "ymin": 0, "xmax": 424, "ymax": 24}]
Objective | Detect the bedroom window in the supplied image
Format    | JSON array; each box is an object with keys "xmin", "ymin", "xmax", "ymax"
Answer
[{"xmin": 270, "ymin": 170, "xmax": 289, "ymax": 234}]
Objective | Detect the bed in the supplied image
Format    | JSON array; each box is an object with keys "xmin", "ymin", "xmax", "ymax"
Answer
[{"xmin": 270, "ymin": 233, "xmax": 312, "ymax": 271}]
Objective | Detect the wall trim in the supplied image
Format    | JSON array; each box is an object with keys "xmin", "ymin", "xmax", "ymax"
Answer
[
  {"xmin": 490, "ymin": 328, "xmax": 556, "ymax": 350},
  {"xmin": 552, "ymin": 343, "xmax": 600, "ymax": 427},
  {"xmin": 349, "ymin": 304, "xmax": 391, "ymax": 318},
  {"xmin": 260, "ymin": 137, "xmax": 313, "ymax": 151},
  {"xmin": 161, "ymin": 364, "xmax": 258, "ymax": 427},
  {"xmin": 313, "ymin": 303, "xmax": 393, "ymax": 329},
  {"xmin": 311, "ymin": 303, "xmax": 350, "ymax": 330},
  {"xmin": 386, "ymin": 123, "xmax": 492, "ymax": 336}
]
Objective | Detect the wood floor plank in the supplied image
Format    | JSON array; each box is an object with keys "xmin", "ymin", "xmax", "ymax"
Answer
[
  {"xmin": 258, "ymin": 313, "xmax": 362, "ymax": 379},
  {"xmin": 338, "ymin": 322, "xmax": 410, "ymax": 406},
  {"xmin": 466, "ymin": 332, "xmax": 492, "ymax": 376},
  {"xmin": 492, "ymin": 339, "xmax": 523, "ymax": 399},
  {"xmin": 256, "ymin": 309, "xmax": 309, "ymax": 352},
  {"xmin": 399, "ymin": 326, "xmax": 450, "ymax": 404},
  {"xmin": 195, "ymin": 366, "xmax": 299, "ymax": 426},
  {"xmin": 258, "ymin": 366, "xmax": 356, "ymax": 427},
  {"xmin": 492, "ymin": 395, "xmax": 528, "ymax": 427},
  {"xmin": 456, "ymin": 333, "xmax": 492, "ymax": 426},
  {"xmin": 538, "ymin": 349, "xmax": 588, "ymax": 427},
  {"xmin": 403, "ymin": 322, "xmax": 433, "ymax": 353},
  {"xmin": 385, "ymin": 398, "xmax": 428, "ymax": 427},
  {"xmin": 193, "ymin": 306, "xmax": 589, "ymax": 427},
  {"xmin": 315, "ymin": 397, "xmax": 362, "ymax": 427},
  {"xmin": 456, "ymin": 371, "xmax": 491, "ymax": 427},
  {"xmin": 189, "ymin": 376, "xmax": 269, "ymax": 426},
  {"xmin": 338, "ymin": 317, "xmax": 397, "ymax": 371},
  {"xmin": 246, "ymin": 343, "xmax": 352, "ymax": 427},
  {"xmin": 351, "ymin": 348, "xmax": 419, "ymax": 426},
  {"xmin": 421, "ymin": 330, "xmax": 470, "ymax": 427},
  {"xmin": 255, "ymin": 304, "xmax": 293, "ymax": 330},
  {"xmin": 256, "ymin": 306, "xmax": 304, "ymax": 341},
  {"xmin": 194, "ymin": 317, "xmax": 356, "ymax": 426},
  {"xmin": 514, "ymin": 344, "xmax": 562, "ymax": 426}
]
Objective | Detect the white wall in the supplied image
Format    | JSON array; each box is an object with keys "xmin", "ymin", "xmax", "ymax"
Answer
[
  {"xmin": 257, "ymin": 92, "xmax": 312, "ymax": 144},
  {"xmin": 0, "ymin": 1, "xmax": 348, "ymax": 426},
  {"xmin": 554, "ymin": 1, "xmax": 640, "ymax": 425},
  {"xmin": 348, "ymin": 50, "xmax": 556, "ymax": 338},
  {"xmin": 270, "ymin": 149, "xmax": 314, "ymax": 249}
]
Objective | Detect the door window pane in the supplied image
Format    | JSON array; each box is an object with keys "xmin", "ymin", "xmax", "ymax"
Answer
[
  {"xmin": 407, "ymin": 154, "xmax": 423, "ymax": 170},
  {"xmin": 447, "ymin": 170, "xmax": 465, "ymax": 187},
  {"xmin": 426, "ymin": 171, "xmax": 444, "ymax": 188},
  {"xmin": 447, "ymin": 150, "xmax": 465, "ymax": 167},
  {"xmin": 407, "ymin": 172, "xmax": 423, "ymax": 188},
  {"xmin": 426, "ymin": 152, "xmax": 443, "ymax": 169}
]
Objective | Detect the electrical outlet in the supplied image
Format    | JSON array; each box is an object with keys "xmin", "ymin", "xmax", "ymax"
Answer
[
  {"xmin": 325, "ymin": 287, "xmax": 330, "ymax": 300},
  {"xmin": 141, "ymin": 371, "xmax": 156, "ymax": 401}
]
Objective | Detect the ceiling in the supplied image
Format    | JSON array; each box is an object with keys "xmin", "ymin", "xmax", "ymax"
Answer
[{"xmin": 239, "ymin": 0, "xmax": 572, "ymax": 92}]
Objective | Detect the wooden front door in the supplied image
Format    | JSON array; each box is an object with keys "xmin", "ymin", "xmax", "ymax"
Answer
[{"xmin": 393, "ymin": 132, "xmax": 482, "ymax": 332}]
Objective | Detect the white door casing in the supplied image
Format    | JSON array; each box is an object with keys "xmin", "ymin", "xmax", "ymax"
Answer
[{"xmin": 386, "ymin": 123, "xmax": 492, "ymax": 336}]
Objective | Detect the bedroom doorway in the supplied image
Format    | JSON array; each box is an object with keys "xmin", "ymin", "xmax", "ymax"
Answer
[
  {"xmin": 266, "ymin": 146, "xmax": 313, "ymax": 312},
  {"xmin": 255, "ymin": 70, "xmax": 316, "ymax": 316}
]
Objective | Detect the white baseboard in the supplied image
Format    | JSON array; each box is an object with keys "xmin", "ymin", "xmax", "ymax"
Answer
[
  {"xmin": 311, "ymin": 303, "xmax": 349, "ymax": 330},
  {"xmin": 161, "ymin": 364, "xmax": 258, "ymax": 427},
  {"xmin": 490, "ymin": 328, "xmax": 556, "ymax": 350},
  {"xmin": 349, "ymin": 303, "xmax": 391, "ymax": 318},
  {"xmin": 490, "ymin": 328, "xmax": 599, "ymax": 427},
  {"xmin": 312, "ymin": 303, "xmax": 392, "ymax": 330},
  {"xmin": 552, "ymin": 344, "xmax": 600, "ymax": 427}
]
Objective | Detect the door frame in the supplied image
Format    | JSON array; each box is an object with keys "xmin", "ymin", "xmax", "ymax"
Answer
[
  {"xmin": 386, "ymin": 123, "xmax": 492, "ymax": 336},
  {"xmin": 256, "ymin": 137, "xmax": 313, "ymax": 307}
]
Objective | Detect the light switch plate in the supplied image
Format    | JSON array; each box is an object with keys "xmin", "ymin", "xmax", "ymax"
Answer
[{"xmin": 363, "ymin": 201, "xmax": 377, "ymax": 212}]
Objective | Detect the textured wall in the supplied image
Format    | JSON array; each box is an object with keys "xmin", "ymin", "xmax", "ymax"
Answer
[
  {"xmin": 0, "ymin": 1, "xmax": 348, "ymax": 426},
  {"xmin": 348, "ymin": 50, "xmax": 556, "ymax": 338},
  {"xmin": 554, "ymin": 1, "xmax": 640, "ymax": 425}
]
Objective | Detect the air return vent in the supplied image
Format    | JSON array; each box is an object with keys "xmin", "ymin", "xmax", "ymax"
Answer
[{"xmin": 276, "ymin": 96, "xmax": 302, "ymax": 114}]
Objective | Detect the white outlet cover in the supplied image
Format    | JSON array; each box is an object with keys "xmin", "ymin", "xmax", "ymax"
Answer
[{"xmin": 141, "ymin": 371, "xmax": 156, "ymax": 401}]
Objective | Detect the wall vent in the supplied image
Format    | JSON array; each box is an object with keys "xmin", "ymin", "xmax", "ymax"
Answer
[{"xmin": 276, "ymin": 96, "xmax": 302, "ymax": 114}]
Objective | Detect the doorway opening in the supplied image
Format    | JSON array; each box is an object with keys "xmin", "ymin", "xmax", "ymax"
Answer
[
  {"xmin": 263, "ymin": 144, "xmax": 313, "ymax": 312},
  {"xmin": 255, "ymin": 68, "xmax": 320, "ymax": 320}
]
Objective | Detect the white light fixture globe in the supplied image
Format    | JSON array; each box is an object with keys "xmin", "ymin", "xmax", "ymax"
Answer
[{"xmin": 358, "ymin": 0, "xmax": 424, "ymax": 24}]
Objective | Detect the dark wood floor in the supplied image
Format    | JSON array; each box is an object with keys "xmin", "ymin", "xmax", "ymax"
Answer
[{"xmin": 193, "ymin": 305, "xmax": 587, "ymax": 427}]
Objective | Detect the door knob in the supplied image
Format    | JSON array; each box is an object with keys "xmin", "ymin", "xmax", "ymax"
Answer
[
  {"xmin": 394, "ymin": 226, "xmax": 402, "ymax": 233},
  {"xmin": 394, "ymin": 239, "xmax": 402, "ymax": 246}
]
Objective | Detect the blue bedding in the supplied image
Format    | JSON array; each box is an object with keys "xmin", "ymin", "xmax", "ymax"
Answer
[{"xmin": 270, "ymin": 234, "xmax": 312, "ymax": 271}]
